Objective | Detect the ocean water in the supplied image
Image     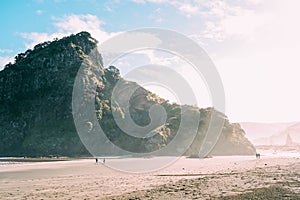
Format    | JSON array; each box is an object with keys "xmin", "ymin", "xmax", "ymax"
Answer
[{"xmin": 257, "ymin": 148, "xmax": 300, "ymax": 158}]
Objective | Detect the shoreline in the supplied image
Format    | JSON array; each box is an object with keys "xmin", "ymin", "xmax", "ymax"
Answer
[
  {"xmin": 0, "ymin": 157, "xmax": 72, "ymax": 163},
  {"xmin": 0, "ymin": 155, "xmax": 299, "ymax": 199}
]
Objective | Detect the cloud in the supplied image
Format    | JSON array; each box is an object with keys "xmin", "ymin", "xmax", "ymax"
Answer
[
  {"xmin": 17, "ymin": 1, "xmax": 300, "ymax": 121},
  {"xmin": 111, "ymin": 49, "xmax": 211, "ymax": 107},
  {"xmin": 208, "ymin": 0, "xmax": 300, "ymax": 121},
  {"xmin": 132, "ymin": 0, "xmax": 201, "ymax": 17},
  {"xmin": 147, "ymin": 0, "xmax": 168, "ymax": 3},
  {"xmin": 102, "ymin": 1, "xmax": 122, "ymax": 13},
  {"xmin": 130, "ymin": 0, "xmax": 300, "ymax": 121},
  {"xmin": 148, "ymin": 7, "xmax": 163, "ymax": 23},
  {"xmin": 199, "ymin": 1, "xmax": 272, "ymax": 41},
  {"xmin": 0, "ymin": 56, "xmax": 14, "ymax": 70},
  {"xmin": 0, "ymin": 49, "xmax": 13, "ymax": 53},
  {"xmin": 54, "ymin": 14, "xmax": 106, "ymax": 35},
  {"xmin": 0, "ymin": 49, "xmax": 14, "ymax": 70},
  {"xmin": 178, "ymin": 3, "xmax": 199, "ymax": 17},
  {"xmin": 131, "ymin": 0, "xmax": 145, "ymax": 3},
  {"xmin": 104, "ymin": 5, "xmax": 113, "ymax": 12},
  {"xmin": 20, "ymin": 14, "xmax": 119, "ymax": 49},
  {"xmin": 36, "ymin": 10, "xmax": 43, "ymax": 15},
  {"xmin": 131, "ymin": 0, "xmax": 267, "ymax": 39},
  {"xmin": 20, "ymin": 32, "xmax": 67, "ymax": 49}
]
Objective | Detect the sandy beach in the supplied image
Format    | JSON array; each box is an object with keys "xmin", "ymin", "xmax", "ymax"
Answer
[{"xmin": 1, "ymin": 155, "xmax": 300, "ymax": 199}]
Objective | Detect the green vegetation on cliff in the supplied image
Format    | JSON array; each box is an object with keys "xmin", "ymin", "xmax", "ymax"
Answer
[{"xmin": 0, "ymin": 32, "xmax": 255, "ymax": 157}]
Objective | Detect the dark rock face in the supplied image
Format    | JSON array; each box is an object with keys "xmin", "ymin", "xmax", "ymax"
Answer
[
  {"xmin": 0, "ymin": 32, "xmax": 97, "ymax": 156},
  {"xmin": 0, "ymin": 32, "xmax": 256, "ymax": 157}
]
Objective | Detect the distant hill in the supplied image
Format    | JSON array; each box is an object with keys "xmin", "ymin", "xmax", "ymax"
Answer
[
  {"xmin": 281, "ymin": 123, "xmax": 300, "ymax": 145},
  {"xmin": 262, "ymin": 123, "xmax": 300, "ymax": 146},
  {"xmin": 240, "ymin": 122, "xmax": 299, "ymax": 146},
  {"xmin": 0, "ymin": 32, "xmax": 256, "ymax": 157}
]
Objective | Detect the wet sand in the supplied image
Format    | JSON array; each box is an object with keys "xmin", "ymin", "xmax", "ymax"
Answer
[{"xmin": 0, "ymin": 156, "xmax": 300, "ymax": 199}]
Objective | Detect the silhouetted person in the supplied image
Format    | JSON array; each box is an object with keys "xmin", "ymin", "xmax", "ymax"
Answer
[
  {"xmin": 103, "ymin": 158, "xmax": 106, "ymax": 164},
  {"xmin": 256, "ymin": 153, "xmax": 260, "ymax": 159},
  {"xmin": 95, "ymin": 158, "xmax": 98, "ymax": 164}
]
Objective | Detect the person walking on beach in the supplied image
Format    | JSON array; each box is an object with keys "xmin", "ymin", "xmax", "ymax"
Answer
[
  {"xmin": 103, "ymin": 158, "xmax": 106, "ymax": 165},
  {"xmin": 256, "ymin": 153, "xmax": 260, "ymax": 159},
  {"xmin": 95, "ymin": 158, "xmax": 98, "ymax": 164}
]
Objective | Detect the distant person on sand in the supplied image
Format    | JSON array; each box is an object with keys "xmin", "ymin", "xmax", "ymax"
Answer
[
  {"xmin": 103, "ymin": 158, "xmax": 106, "ymax": 164},
  {"xmin": 256, "ymin": 153, "xmax": 260, "ymax": 159},
  {"xmin": 95, "ymin": 158, "xmax": 98, "ymax": 164}
]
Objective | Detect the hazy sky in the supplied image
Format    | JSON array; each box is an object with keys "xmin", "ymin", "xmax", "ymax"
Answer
[{"xmin": 1, "ymin": 0, "xmax": 300, "ymax": 123}]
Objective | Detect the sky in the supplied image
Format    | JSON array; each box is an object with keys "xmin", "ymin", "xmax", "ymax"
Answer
[{"xmin": 1, "ymin": 0, "xmax": 300, "ymax": 123}]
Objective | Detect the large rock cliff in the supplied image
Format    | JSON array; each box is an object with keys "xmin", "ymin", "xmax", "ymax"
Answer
[{"xmin": 0, "ymin": 32, "xmax": 256, "ymax": 157}]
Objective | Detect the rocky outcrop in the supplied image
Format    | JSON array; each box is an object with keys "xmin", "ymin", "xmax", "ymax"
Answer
[
  {"xmin": 0, "ymin": 32, "xmax": 97, "ymax": 156},
  {"xmin": 0, "ymin": 32, "xmax": 256, "ymax": 157}
]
